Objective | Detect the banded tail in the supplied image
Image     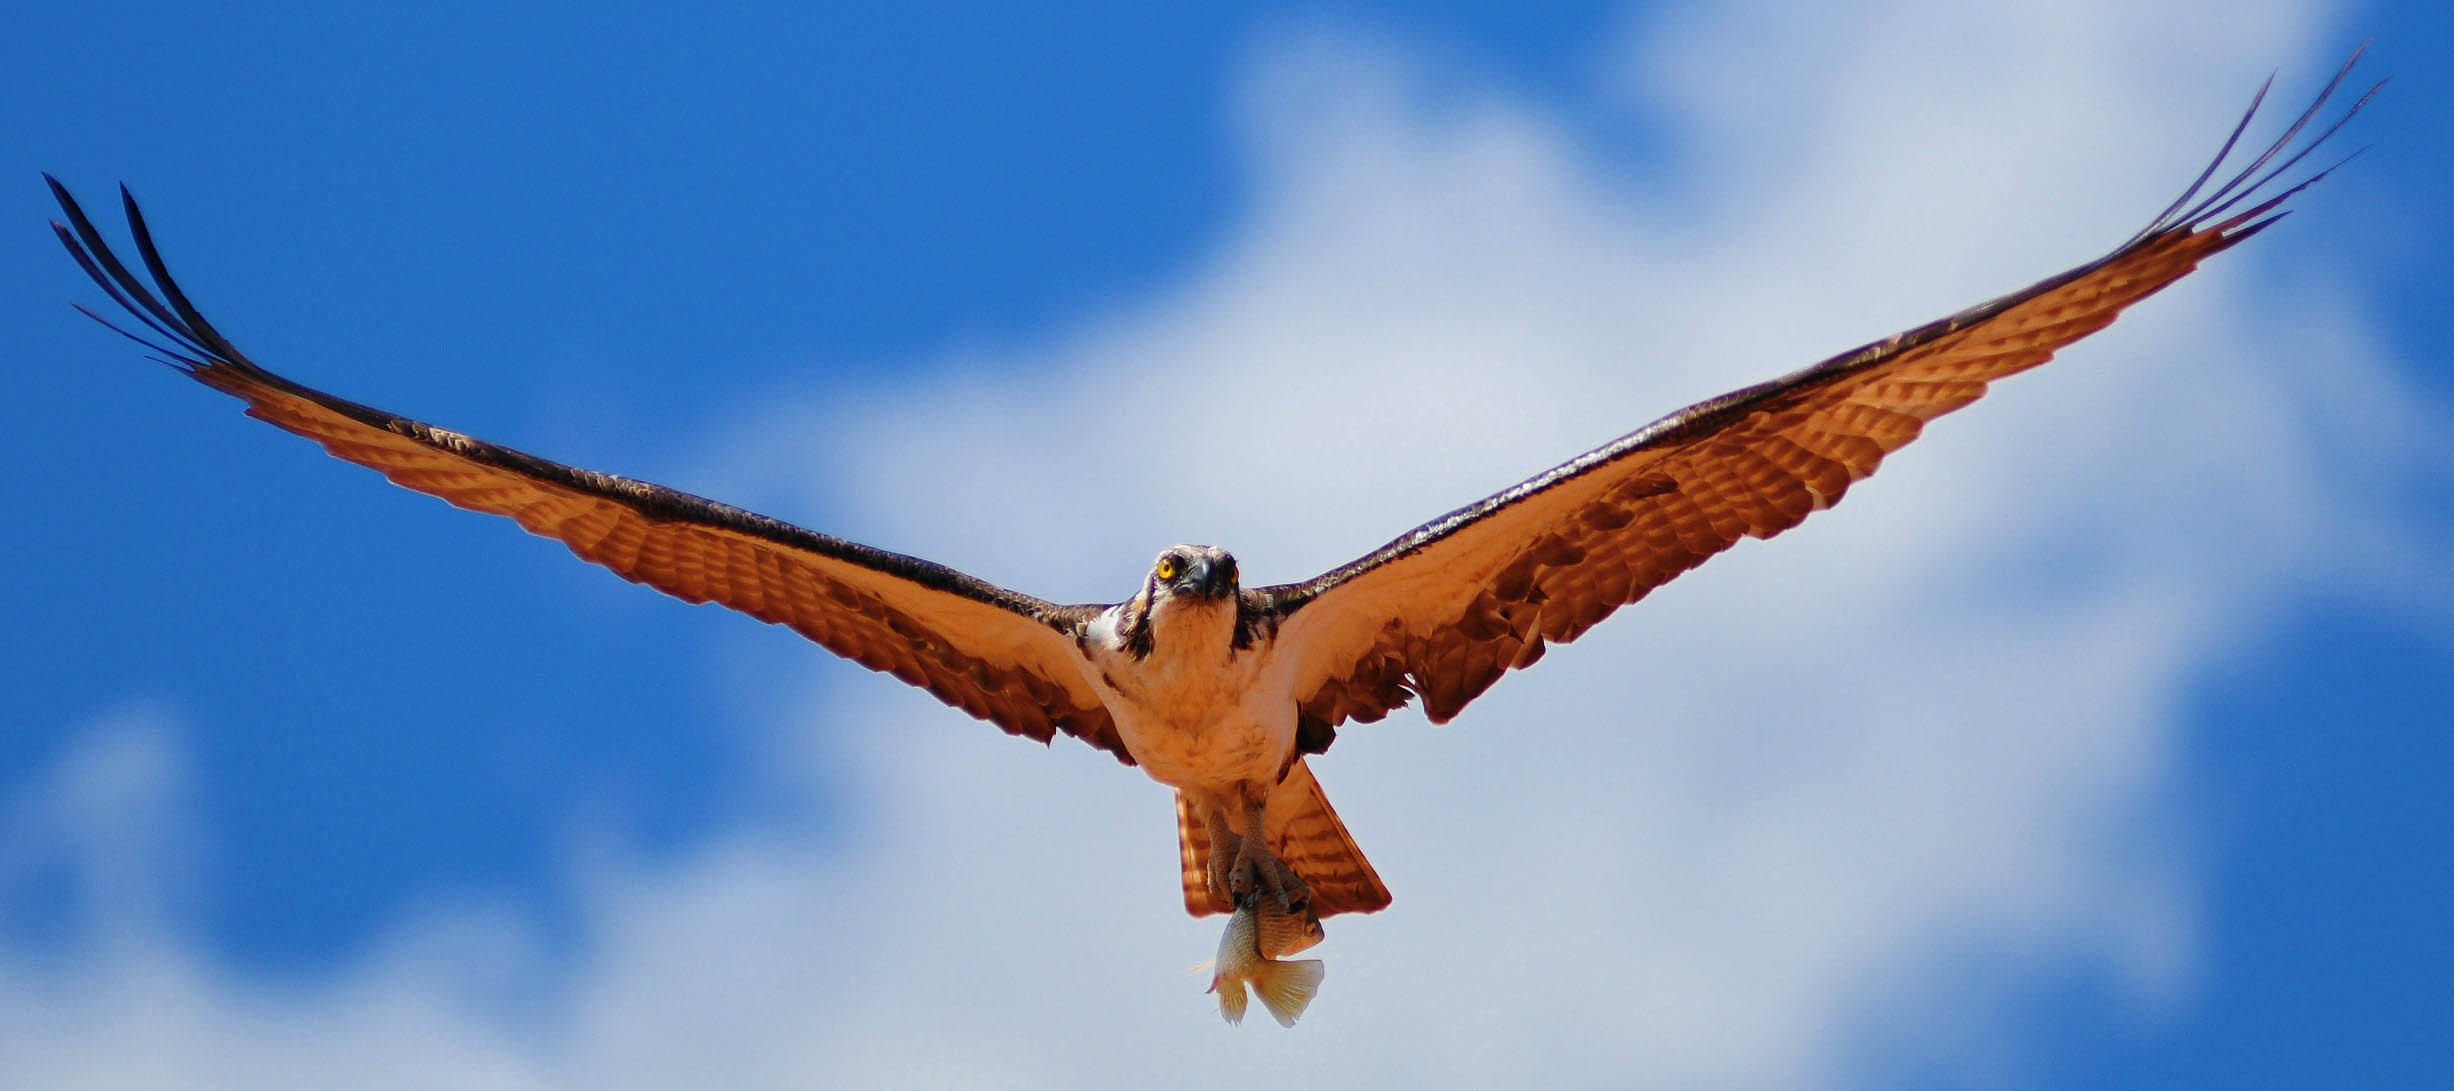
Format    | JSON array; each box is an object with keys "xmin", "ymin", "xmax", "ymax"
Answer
[{"xmin": 1176, "ymin": 759, "xmax": 1392, "ymax": 917}]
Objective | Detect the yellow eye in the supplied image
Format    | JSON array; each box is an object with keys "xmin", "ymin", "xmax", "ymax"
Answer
[{"xmin": 1156, "ymin": 556, "xmax": 1181, "ymax": 581}]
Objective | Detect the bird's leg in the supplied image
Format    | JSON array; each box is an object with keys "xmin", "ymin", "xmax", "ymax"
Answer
[
  {"xmin": 1201, "ymin": 804, "xmax": 1242, "ymax": 911},
  {"xmin": 1214, "ymin": 796, "xmax": 1267, "ymax": 905},
  {"xmin": 1224, "ymin": 786, "xmax": 1312, "ymax": 915}
]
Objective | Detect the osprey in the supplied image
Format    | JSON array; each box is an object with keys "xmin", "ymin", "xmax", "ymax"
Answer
[{"xmin": 51, "ymin": 57, "xmax": 2370, "ymax": 927}]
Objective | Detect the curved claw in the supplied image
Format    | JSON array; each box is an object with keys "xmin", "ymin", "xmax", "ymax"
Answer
[{"xmin": 1226, "ymin": 832, "xmax": 1312, "ymax": 915}]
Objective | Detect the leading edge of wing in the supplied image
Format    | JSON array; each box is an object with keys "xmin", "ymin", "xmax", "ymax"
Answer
[
  {"xmin": 47, "ymin": 175, "xmax": 1089, "ymax": 630},
  {"xmin": 1260, "ymin": 48, "xmax": 2378, "ymax": 617}
]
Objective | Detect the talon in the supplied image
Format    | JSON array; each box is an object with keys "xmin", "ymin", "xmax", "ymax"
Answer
[
  {"xmin": 1226, "ymin": 841, "xmax": 1264, "ymax": 903},
  {"xmin": 1274, "ymin": 870, "xmax": 1313, "ymax": 916}
]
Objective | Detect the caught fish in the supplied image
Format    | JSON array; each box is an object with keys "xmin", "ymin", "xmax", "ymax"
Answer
[
  {"xmin": 1255, "ymin": 895, "xmax": 1325, "ymax": 957},
  {"xmin": 1206, "ymin": 896, "xmax": 1326, "ymax": 1027}
]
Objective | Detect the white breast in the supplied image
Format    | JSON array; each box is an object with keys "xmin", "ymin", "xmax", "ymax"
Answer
[{"xmin": 1077, "ymin": 597, "xmax": 1294, "ymax": 791}]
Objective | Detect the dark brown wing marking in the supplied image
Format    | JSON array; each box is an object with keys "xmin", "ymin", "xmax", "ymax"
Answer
[
  {"xmin": 50, "ymin": 179, "xmax": 1129, "ymax": 763},
  {"xmin": 1261, "ymin": 51, "xmax": 2378, "ymax": 741}
]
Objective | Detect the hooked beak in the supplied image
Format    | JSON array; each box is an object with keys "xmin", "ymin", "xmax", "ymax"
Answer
[{"xmin": 1188, "ymin": 556, "xmax": 1237, "ymax": 599}]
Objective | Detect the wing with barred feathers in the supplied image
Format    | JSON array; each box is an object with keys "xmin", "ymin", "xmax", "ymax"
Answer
[
  {"xmin": 1259, "ymin": 51, "xmax": 2376, "ymax": 744},
  {"xmin": 49, "ymin": 177, "xmax": 1132, "ymax": 764}
]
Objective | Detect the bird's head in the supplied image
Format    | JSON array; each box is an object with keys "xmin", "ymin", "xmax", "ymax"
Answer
[{"xmin": 1148, "ymin": 544, "xmax": 1240, "ymax": 603}]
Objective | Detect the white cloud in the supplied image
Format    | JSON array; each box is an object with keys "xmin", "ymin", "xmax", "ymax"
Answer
[
  {"xmin": 0, "ymin": 704, "xmax": 198, "ymax": 948},
  {"xmin": 9, "ymin": 1, "xmax": 2436, "ymax": 1087}
]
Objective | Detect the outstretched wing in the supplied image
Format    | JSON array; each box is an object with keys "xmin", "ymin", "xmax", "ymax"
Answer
[
  {"xmin": 1258, "ymin": 52, "xmax": 2377, "ymax": 742},
  {"xmin": 49, "ymin": 178, "xmax": 1129, "ymax": 764}
]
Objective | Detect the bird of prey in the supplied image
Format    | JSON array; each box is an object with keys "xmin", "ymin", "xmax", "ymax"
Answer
[{"xmin": 51, "ymin": 55, "xmax": 2371, "ymax": 930}]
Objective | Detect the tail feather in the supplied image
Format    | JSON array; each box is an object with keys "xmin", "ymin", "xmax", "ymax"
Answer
[
  {"xmin": 1176, "ymin": 793, "xmax": 1212, "ymax": 915},
  {"xmin": 1176, "ymin": 759, "xmax": 1391, "ymax": 917},
  {"xmin": 1268, "ymin": 761, "xmax": 1391, "ymax": 915},
  {"xmin": 1252, "ymin": 958, "xmax": 1326, "ymax": 1028}
]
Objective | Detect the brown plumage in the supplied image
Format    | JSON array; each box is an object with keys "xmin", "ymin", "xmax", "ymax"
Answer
[
  {"xmin": 50, "ymin": 174, "xmax": 1128, "ymax": 763},
  {"xmin": 1252, "ymin": 53, "xmax": 2378, "ymax": 750},
  {"xmin": 49, "ymin": 51, "xmax": 2372, "ymax": 935}
]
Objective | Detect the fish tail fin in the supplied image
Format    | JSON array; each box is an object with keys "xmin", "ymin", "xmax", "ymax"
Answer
[
  {"xmin": 1213, "ymin": 976, "xmax": 1250, "ymax": 1025},
  {"xmin": 1253, "ymin": 958, "xmax": 1325, "ymax": 1027},
  {"xmin": 1266, "ymin": 760, "xmax": 1391, "ymax": 916}
]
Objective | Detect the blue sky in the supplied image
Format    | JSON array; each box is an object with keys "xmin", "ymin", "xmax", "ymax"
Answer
[{"xmin": 4, "ymin": 1, "xmax": 2448, "ymax": 1086}]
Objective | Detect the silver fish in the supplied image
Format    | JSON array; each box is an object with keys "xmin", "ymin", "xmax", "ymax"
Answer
[{"xmin": 1207, "ymin": 897, "xmax": 1325, "ymax": 1026}]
